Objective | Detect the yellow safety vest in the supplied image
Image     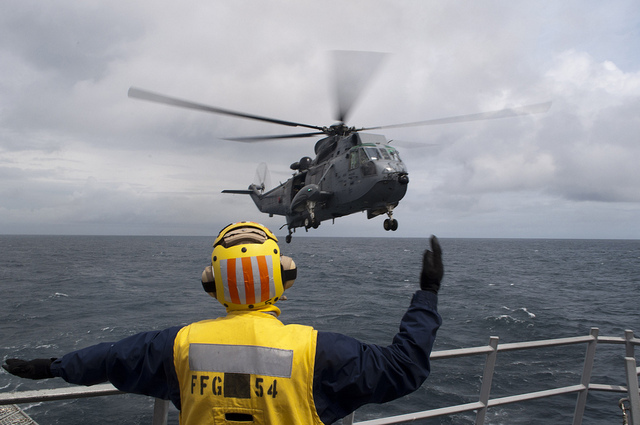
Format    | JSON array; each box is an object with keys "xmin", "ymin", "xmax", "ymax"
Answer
[{"xmin": 173, "ymin": 308, "xmax": 323, "ymax": 425}]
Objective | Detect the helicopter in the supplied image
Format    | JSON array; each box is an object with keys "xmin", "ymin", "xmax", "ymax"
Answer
[{"xmin": 128, "ymin": 52, "xmax": 550, "ymax": 243}]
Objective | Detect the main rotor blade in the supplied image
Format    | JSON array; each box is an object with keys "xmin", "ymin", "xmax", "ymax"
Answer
[
  {"xmin": 361, "ymin": 101, "xmax": 552, "ymax": 131},
  {"xmin": 333, "ymin": 51, "xmax": 388, "ymax": 123},
  {"xmin": 128, "ymin": 87, "xmax": 324, "ymax": 131},
  {"xmin": 223, "ymin": 131, "xmax": 326, "ymax": 142}
]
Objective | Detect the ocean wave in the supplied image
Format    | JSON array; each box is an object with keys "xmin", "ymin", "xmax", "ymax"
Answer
[
  {"xmin": 485, "ymin": 306, "xmax": 537, "ymax": 327},
  {"xmin": 487, "ymin": 314, "xmax": 525, "ymax": 325},
  {"xmin": 501, "ymin": 306, "xmax": 536, "ymax": 318}
]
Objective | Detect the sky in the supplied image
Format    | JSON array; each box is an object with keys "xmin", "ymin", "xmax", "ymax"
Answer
[{"xmin": 1, "ymin": 1, "xmax": 639, "ymax": 239}]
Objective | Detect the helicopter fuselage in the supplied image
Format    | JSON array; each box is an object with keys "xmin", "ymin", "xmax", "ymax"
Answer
[{"xmin": 227, "ymin": 132, "xmax": 409, "ymax": 241}]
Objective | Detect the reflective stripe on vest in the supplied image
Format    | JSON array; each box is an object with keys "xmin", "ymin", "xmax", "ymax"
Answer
[
  {"xmin": 189, "ymin": 344, "xmax": 293, "ymax": 378},
  {"xmin": 220, "ymin": 255, "xmax": 275, "ymax": 305}
]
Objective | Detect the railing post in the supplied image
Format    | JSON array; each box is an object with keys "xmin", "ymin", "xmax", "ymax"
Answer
[
  {"xmin": 343, "ymin": 412, "xmax": 355, "ymax": 425},
  {"xmin": 572, "ymin": 327, "xmax": 599, "ymax": 425},
  {"xmin": 625, "ymin": 330, "xmax": 640, "ymax": 425},
  {"xmin": 152, "ymin": 399, "xmax": 169, "ymax": 425},
  {"xmin": 475, "ymin": 336, "xmax": 499, "ymax": 425},
  {"xmin": 624, "ymin": 357, "xmax": 640, "ymax": 425},
  {"xmin": 626, "ymin": 330, "xmax": 635, "ymax": 358}
]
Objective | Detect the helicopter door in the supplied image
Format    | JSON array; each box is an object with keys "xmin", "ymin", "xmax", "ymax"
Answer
[{"xmin": 291, "ymin": 172, "xmax": 307, "ymax": 200}]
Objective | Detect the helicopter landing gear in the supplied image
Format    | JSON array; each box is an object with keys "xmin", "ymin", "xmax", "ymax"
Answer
[
  {"xmin": 304, "ymin": 217, "xmax": 320, "ymax": 230},
  {"xmin": 285, "ymin": 226, "xmax": 296, "ymax": 243},
  {"xmin": 304, "ymin": 201, "xmax": 320, "ymax": 231},
  {"xmin": 383, "ymin": 206, "xmax": 398, "ymax": 231},
  {"xmin": 384, "ymin": 218, "xmax": 398, "ymax": 231},
  {"xmin": 305, "ymin": 219, "xmax": 320, "ymax": 229}
]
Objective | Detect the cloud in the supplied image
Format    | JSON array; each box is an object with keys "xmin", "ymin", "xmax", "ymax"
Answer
[
  {"xmin": 542, "ymin": 51, "xmax": 640, "ymax": 202},
  {"xmin": 1, "ymin": 1, "xmax": 639, "ymax": 238},
  {"xmin": 417, "ymin": 50, "xmax": 640, "ymax": 207}
]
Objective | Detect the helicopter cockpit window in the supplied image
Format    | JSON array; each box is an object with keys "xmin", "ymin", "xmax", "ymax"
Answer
[
  {"xmin": 385, "ymin": 146, "xmax": 401, "ymax": 162},
  {"xmin": 350, "ymin": 146, "xmax": 392, "ymax": 170},
  {"xmin": 349, "ymin": 148, "xmax": 360, "ymax": 170},
  {"xmin": 362, "ymin": 146, "xmax": 380, "ymax": 161}
]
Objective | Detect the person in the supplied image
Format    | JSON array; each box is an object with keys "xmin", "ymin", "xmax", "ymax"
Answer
[{"xmin": 2, "ymin": 221, "xmax": 443, "ymax": 425}]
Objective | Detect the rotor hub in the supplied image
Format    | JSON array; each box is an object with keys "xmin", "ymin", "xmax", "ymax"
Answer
[{"xmin": 325, "ymin": 123, "xmax": 356, "ymax": 136}]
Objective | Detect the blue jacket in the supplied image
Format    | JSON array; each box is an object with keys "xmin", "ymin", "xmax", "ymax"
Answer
[{"xmin": 50, "ymin": 291, "xmax": 440, "ymax": 424}]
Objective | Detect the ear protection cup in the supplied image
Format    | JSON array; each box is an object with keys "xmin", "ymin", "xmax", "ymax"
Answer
[
  {"xmin": 280, "ymin": 256, "xmax": 297, "ymax": 290},
  {"xmin": 201, "ymin": 266, "xmax": 215, "ymax": 295}
]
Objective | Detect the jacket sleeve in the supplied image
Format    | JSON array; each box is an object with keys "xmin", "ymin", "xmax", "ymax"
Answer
[
  {"xmin": 312, "ymin": 290, "xmax": 441, "ymax": 424},
  {"xmin": 50, "ymin": 326, "xmax": 183, "ymax": 409}
]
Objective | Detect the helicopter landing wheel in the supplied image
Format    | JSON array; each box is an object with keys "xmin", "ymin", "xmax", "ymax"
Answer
[
  {"xmin": 384, "ymin": 218, "xmax": 398, "ymax": 231},
  {"xmin": 304, "ymin": 217, "xmax": 320, "ymax": 229},
  {"xmin": 286, "ymin": 234, "xmax": 292, "ymax": 244}
]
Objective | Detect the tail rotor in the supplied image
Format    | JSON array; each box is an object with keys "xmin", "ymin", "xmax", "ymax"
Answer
[{"xmin": 253, "ymin": 162, "xmax": 272, "ymax": 194}]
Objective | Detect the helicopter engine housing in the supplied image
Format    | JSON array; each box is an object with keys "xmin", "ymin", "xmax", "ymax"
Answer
[{"xmin": 290, "ymin": 156, "xmax": 312, "ymax": 171}]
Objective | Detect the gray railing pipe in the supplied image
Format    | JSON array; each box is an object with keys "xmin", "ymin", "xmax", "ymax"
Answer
[{"xmin": 2, "ymin": 328, "xmax": 639, "ymax": 425}]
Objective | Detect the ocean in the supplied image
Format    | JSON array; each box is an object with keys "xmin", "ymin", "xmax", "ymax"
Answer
[{"xmin": 1, "ymin": 235, "xmax": 639, "ymax": 424}]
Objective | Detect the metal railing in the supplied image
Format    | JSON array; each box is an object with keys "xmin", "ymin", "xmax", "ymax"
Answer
[{"xmin": 1, "ymin": 328, "xmax": 639, "ymax": 425}]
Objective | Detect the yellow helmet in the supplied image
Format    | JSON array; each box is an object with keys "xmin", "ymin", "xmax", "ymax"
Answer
[{"xmin": 202, "ymin": 222, "xmax": 296, "ymax": 311}]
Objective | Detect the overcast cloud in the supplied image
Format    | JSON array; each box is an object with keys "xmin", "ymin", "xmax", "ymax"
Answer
[{"xmin": 1, "ymin": 1, "xmax": 639, "ymax": 239}]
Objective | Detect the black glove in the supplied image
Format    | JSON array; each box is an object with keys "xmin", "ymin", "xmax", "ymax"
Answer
[
  {"xmin": 2, "ymin": 358, "xmax": 56, "ymax": 380},
  {"xmin": 420, "ymin": 235, "xmax": 443, "ymax": 294}
]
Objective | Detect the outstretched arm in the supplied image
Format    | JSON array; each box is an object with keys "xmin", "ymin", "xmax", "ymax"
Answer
[
  {"xmin": 3, "ymin": 326, "xmax": 184, "ymax": 409},
  {"xmin": 313, "ymin": 236, "xmax": 444, "ymax": 424}
]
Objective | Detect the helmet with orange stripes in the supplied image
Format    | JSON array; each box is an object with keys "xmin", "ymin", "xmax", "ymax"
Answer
[{"xmin": 201, "ymin": 222, "xmax": 296, "ymax": 311}]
